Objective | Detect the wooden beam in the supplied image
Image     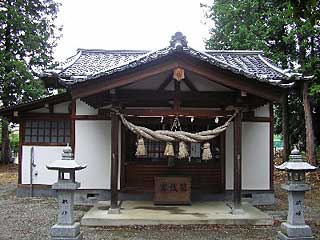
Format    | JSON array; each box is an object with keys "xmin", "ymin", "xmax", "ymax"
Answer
[
  {"xmin": 121, "ymin": 108, "xmax": 234, "ymax": 118},
  {"xmin": 18, "ymin": 120, "xmax": 24, "ymax": 184},
  {"xmin": 177, "ymin": 57, "xmax": 284, "ymax": 102},
  {"xmin": 183, "ymin": 76, "xmax": 198, "ymax": 91},
  {"xmin": 233, "ymin": 110, "xmax": 242, "ymax": 208},
  {"xmin": 110, "ymin": 112, "xmax": 119, "ymax": 209},
  {"xmin": 83, "ymin": 90, "xmax": 240, "ymax": 108},
  {"xmin": 158, "ymin": 73, "xmax": 173, "ymax": 90},
  {"xmin": 70, "ymin": 100, "xmax": 76, "ymax": 153},
  {"xmin": 173, "ymin": 80, "xmax": 181, "ymax": 111},
  {"xmin": 71, "ymin": 60, "xmax": 180, "ymax": 98},
  {"xmin": 269, "ymin": 102, "xmax": 274, "ymax": 190},
  {"xmin": 282, "ymin": 94, "xmax": 289, "ymax": 162}
]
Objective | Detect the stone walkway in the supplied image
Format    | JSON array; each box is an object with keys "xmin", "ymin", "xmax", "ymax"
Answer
[{"xmin": 82, "ymin": 201, "xmax": 273, "ymax": 226}]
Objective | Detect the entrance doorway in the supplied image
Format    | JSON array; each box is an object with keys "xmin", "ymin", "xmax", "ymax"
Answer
[{"xmin": 121, "ymin": 118, "xmax": 225, "ymax": 194}]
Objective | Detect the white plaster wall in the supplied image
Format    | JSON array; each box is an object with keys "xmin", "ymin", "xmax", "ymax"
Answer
[
  {"xmin": 225, "ymin": 121, "xmax": 270, "ymax": 190},
  {"xmin": 76, "ymin": 99, "xmax": 98, "ymax": 115},
  {"xmin": 75, "ymin": 120, "xmax": 111, "ymax": 189},
  {"xmin": 21, "ymin": 146, "xmax": 63, "ymax": 185},
  {"xmin": 242, "ymin": 122, "xmax": 270, "ymax": 190},
  {"xmin": 254, "ymin": 103, "xmax": 270, "ymax": 117},
  {"xmin": 54, "ymin": 101, "xmax": 70, "ymax": 113}
]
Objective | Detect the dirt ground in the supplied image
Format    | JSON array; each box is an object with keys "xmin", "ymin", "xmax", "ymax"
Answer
[{"xmin": 0, "ymin": 161, "xmax": 319, "ymax": 240}]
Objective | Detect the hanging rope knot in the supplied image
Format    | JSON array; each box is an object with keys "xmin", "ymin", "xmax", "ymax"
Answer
[{"xmin": 117, "ymin": 111, "xmax": 237, "ymax": 143}]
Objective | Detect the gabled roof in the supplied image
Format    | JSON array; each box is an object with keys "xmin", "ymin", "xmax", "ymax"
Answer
[
  {"xmin": 0, "ymin": 93, "xmax": 71, "ymax": 117},
  {"xmin": 42, "ymin": 32, "xmax": 303, "ymax": 89}
]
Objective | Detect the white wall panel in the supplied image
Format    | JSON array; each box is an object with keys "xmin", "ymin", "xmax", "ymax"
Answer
[
  {"xmin": 76, "ymin": 99, "xmax": 98, "ymax": 115},
  {"xmin": 242, "ymin": 122, "xmax": 270, "ymax": 190},
  {"xmin": 254, "ymin": 104, "xmax": 270, "ymax": 117},
  {"xmin": 75, "ymin": 120, "xmax": 111, "ymax": 189},
  {"xmin": 21, "ymin": 146, "xmax": 63, "ymax": 185},
  {"xmin": 54, "ymin": 101, "xmax": 70, "ymax": 113},
  {"xmin": 225, "ymin": 121, "xmax": 270, "ymax": 190}
]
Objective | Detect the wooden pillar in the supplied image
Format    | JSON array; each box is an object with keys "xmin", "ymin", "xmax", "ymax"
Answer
[
  {"xmin": 110, "ymin": 112, "xmax": 119, "ymax": 210},
  {"xmin": 233, "ymin": 110, "xmax": 242, "ymax": 208},
  {"xmin": 70, "ymin": 99, "xmax": 76, "ymax": 153},
  {"xmin": 282, "ymin": 94, "xmax": 289, "ymax": 162}
]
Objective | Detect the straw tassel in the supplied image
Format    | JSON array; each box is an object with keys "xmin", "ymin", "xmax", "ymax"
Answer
[
  {"xmin": 135, "ymin": 137, "xmax": 146, "ymax": 157},
  {"xmin": 202, "ymin": 142, "xmax": 212, "ymax": 161},
  {"xmin": 178, "ymin": 141, "xmax": 189, "ymax": 159},
  {"xmin": 164, "ymin": 142, "xmax": 174, "ymax": 157}
]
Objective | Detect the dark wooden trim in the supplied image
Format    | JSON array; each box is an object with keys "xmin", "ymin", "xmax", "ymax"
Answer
[
  {"xmin": 18, "ymin": 120, "xmax": 24, "ymax": 184},
  {"xmin": 49, "ymin": 104, "xmax": 54, "ymax": 113},
  {"xmin": 71, "ymin": 60, "xmax": 180, "ymax": 98},
  {"xmin": 269, "ymin": 103, "xmax": 274, "ymax": 191},
  {"xmin": 110, "ymin": 113, "xmax": 119, "ymax": 209},
  {"xmin": 73, "ymin": 115, "xmax": 110, "ymax": 120},
  {"xmin": 220, "ymin": 132, "xmax": 226, "ymax": 192},
  {"xmin": 22, "ymin": 143, "xmax": 67, "ymax": 146},
  {"xmin": 282, "ymin": 94, "xmax": 289, "ymax": 162},
  {"xmin": 173, "ymin": 79, "xmax": 181, "ymax": 111},
  {"xmin": 121, "ymin": 109, "xmax": 234, "ymax": 118},
  {"xmin": 178, "ymin": 57, "xmax": 284, "ymax": 102},
  {"xmin": 20, "ymin": 113, "xmax": 70, "ymax": 119},
  {"xmin": 0, "ymin": 93, "xmax": 71, "ymax": 116},
  {"xmin": 157, "ymin": 73, "xmax": 173, "ymax": 90},
  {"xmin": 183, "ymin": 76, "xmax": 198, "ymax": 92},
  {"xmin": 120, "ymin": 124, "xmax": 126, "ymax": 190},
  {"xmin": 242, "ymin": 117, "xmax": 271, "ymax": 122},
  {"xmin": 70, "ymin": 100, "xmax": 76, "ymax": 153},
  {"xmin": 233, "ymin": 110, "xmax": 242, "ymax": 208}
]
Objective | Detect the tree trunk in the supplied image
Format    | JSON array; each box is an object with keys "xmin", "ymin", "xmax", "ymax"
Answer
[
  {"xmin": 1, "ymin": 119, "xmax": 11, "ymax": 164},
  {"xmin": 302, "ymin": 82, "xmax": 317, "ymax": 165}
]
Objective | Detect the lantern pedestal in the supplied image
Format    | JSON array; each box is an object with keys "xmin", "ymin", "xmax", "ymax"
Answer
[
  {"xmin": 47, "ymin": 145, "xmax": 87, "ymax": 240},
  {"xmin": 275, "ymin": 147, "xmax": 317, "ymax": 240},
  {"xmin": 278, "ymin": 184, "xmax": 313, "ymax": 240},
  {"xmin": 50, "ymin": 181, "xmax": 82, "ymax": 240}
]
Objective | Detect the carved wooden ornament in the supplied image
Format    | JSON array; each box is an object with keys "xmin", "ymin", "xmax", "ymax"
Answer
[{"xmin": 173, "ymin": 68, "xmax": 185, "ymax": 81}]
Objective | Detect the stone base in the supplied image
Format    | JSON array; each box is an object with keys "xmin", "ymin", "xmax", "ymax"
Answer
[
  {"xmin": 51, "ymin": 222, "xmax": 82, "ymax": 239},
  {"xmin": 232, "ymin": 207, "xmax": 246, "ymax": 215},
  {"xmin": 108, "ymin": 207, "xmax": 120, "ymax": 214},
  {"xmin": 278, "ymin": 231, "xmax": 314, "ymax": 240},
  {"xmin": 51, "ymin": 233, "xmax": 82, "ymax": 240},
  {"xmin": 278, "ymin": 222, "xmax": 314, "ymax": 239}
]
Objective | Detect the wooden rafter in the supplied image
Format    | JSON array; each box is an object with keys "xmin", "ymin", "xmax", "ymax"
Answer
[
  {"xmin": 158, "ymin": 73, "xmax": 173, "ymax": 90},
  {"xmin": 120, "ymin": 109, "xmax": 234, "ymax": 118},
  {"xmin": 183, "ymin": 75, "xmax": 198, "ymax": 91}
]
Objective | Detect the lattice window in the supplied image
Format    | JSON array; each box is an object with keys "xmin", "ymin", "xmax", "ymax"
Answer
[{"xmin": 24, "ymin": 119, "xmax": 71, "ymax": 145}]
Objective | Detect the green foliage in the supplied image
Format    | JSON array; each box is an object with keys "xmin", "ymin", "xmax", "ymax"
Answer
[
  {"xmin": 0, "ymin": 0, "xmax": 61, "ymax": 107},
  {"xmin": 204, "ymin": 0, "xmax": 320, "ymax": 147},
  {"xmin": 9, "ymin": 132, "xmax": 19, "ymax": 154}
]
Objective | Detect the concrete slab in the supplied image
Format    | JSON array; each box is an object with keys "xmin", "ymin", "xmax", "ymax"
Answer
[{"xmin": 81, "ymin": 201, "xmax": 273, "ymax": 226}]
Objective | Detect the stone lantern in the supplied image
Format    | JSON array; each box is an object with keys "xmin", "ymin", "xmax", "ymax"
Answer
[
  {"xmin": 275, "ymin": 146, "xmax": 317, "ymax": 240},
  {"xmin": 47, "ymin": 145, "xmax": 87, "ymax": 240}
]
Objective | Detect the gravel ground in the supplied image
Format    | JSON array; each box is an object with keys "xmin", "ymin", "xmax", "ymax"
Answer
[{"xmin": 0, "ymin": 164, "xmax": 319, "ymax": 240}]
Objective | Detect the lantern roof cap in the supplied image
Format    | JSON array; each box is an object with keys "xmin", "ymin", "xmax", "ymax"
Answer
[
  {"xmin": 275, "ymin": 146, "xmax": 317, "ymax": 171},
  {"xmin": 46, "ymin": 144, "xmax": 87, "ymax": 171}
]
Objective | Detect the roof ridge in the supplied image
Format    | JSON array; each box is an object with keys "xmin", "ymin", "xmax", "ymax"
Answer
[
  {"xmin": 77, "ymin": 49, "xmax": 150, "ymax": 54},
  {"xmin": 205, "ymin": 50, "xmax": 264, "ymax": 55}
]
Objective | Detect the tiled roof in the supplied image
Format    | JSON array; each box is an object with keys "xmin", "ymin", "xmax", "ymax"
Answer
[{"xmin": 44, "ymin": 33, "xmax": 303, "ymax": 88}]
